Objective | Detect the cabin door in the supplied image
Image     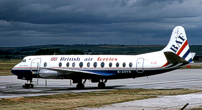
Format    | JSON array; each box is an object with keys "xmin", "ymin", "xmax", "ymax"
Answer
[
  {"xmin": 136, "ymin": 58, "xmax": 144, "ymax": 73},
  {"xmin": 30, "ymin": 58, "xmax": 41, "ymax": 74}
]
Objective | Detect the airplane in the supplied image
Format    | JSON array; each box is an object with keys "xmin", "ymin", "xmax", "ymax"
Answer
[{"xmin": 11, "ymin": 26, "xmax": 195, "ymax": 89}]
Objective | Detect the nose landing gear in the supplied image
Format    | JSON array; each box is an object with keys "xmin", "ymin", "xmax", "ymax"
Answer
[{"xmin": 22, "ymin": 80, "xmax": 34, "ymax": 89}]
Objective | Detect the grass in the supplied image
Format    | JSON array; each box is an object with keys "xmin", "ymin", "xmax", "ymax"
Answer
[
  {"xmin": 0, "ymin": 89, "xmax": 201, "ymax": 110},
  {"xmin": 0, "ymin": 59, "xmax": 21, "ymax": 76}
]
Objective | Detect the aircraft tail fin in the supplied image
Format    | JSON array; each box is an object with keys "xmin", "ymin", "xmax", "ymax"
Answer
[{"xmin": 162, "ymin": 26, "xmax": 192, "ymax": 63}]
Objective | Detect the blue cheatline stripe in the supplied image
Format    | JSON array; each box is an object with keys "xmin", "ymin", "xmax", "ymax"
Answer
[
  {"xmin": 88, "ymin": 70, "xmax": 117, "ymax": 76},
  {"xmin": 182, "ymin": 49, "xmax": 190, "ymax": 60},
  {"xmin": 188, "ymin": 58, "xmax": 192, "ymax": 63}
]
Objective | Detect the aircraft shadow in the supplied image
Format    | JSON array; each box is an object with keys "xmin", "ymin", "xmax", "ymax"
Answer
[
  {"xmin": 36, "ymin": 85, "xmax": 125, "ymax": 91},
  {"xmin": 0, "ymin": 85, "xmax": 126, "ymax": 95}
]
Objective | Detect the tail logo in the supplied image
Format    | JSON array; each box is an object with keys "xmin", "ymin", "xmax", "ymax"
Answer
[{"xmin": 170, "ymin": 33, "xmax": 185, "ymax": 53}]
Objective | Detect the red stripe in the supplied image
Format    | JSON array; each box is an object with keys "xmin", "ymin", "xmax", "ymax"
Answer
[
  {"xmin": 14, "ymin": 67, "xmax": 31, "ymax": 68},
  {"xmin": 162, "ymin": 62, "xmax": 169, "ymax": 67},
  {"xmin": 177, "ymin": 40, "xmax": 188, "ymax": 56}
]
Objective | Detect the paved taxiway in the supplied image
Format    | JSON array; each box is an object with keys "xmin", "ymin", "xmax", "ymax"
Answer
[
  {"xmin": 87, "ymin": 93, "xmax": 202, "ymax": 110},
  {"xmin": 1, "ymin": 69, "xmax": 202, "ymax": 109},
  {"xmin": 1, "ymin": 69, "xmax": 202, "ymax": 99}
]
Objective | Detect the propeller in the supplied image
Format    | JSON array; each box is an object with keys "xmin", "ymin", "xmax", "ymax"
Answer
[{"xmin": 37, "ymin": 62, "xmax": 39, "ymax": 86}]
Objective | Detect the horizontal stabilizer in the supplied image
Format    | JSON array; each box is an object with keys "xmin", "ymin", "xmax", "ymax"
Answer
[
  {"xmin": 191, "ymin": 52, "xmax": 196, "ymax": 60},
  {"xmin": 164, "ymin": 52, "xmax": 189, "ymax": 64}
]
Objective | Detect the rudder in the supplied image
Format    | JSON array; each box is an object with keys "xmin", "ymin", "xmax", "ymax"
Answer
[{"xmin": 162, "ymin": 26, "xmax": 192, "ymax": 63}]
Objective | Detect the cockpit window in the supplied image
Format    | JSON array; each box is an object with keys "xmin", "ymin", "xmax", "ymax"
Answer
[{"xmin": 22, "ymin": 59, "xmax": 26, "ymax": 62}]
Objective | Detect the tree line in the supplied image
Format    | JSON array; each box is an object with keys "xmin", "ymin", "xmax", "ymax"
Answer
[{"xmin": 34, "ymin": 49, "xmax": 84, "ymax": 55}]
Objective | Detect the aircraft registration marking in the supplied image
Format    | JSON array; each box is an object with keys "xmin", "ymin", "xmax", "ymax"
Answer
[{"xmin": 117, "ymin": 70, "xmax": 131, "ymax": 74}]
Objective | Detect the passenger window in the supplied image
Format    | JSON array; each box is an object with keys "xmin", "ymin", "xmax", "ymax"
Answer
[
  {"xmin": 44, "ymin": 62, "xmax": 47, "ymax": 67},
  {"xmin": 109, "ymin": 62, "xmax": 112, "ymax": 67},
  {"xmin": 129, "ymin": 62, "xmax": 133, "ymax": 67},
  {"xmin": 66, "ymin": 62, "xmax": 69, "ymax": 67},
  {"xmin": 59, "ymin": 62, "xmax": 62, "ymax": 67},
  {"xmin": 123, "ymin": 62, "xmax": 126, "ymax": 67},
  {"xmin": 116, "ymin": 62, "xmax": 119, "ymax": 67},
  {"xmin": 101, "ymin": 62, "xmax": 105, "ymax": 68},
  {"xmin": 87, "ymin": 62, "xmax": 90, "ymax": 67},
  {"xmin": 79, "ymin": 62, "xmax": 83, "ymax": 68},
  {"xmin": 93, "ymin": 62, "xmax": 97, "ymax": 68},
  {"xmin": 72, "ymin": 62, "xmax": 75, "ymax": 67}
]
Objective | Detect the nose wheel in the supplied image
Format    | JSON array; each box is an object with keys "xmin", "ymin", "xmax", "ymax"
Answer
[
  {"xmin": 22, "ymin": 80, "xmax": 34, "ymax": 89},
  {"xmin": 22, "ymin": 84, "xmax": 34, "ymax": 88}
]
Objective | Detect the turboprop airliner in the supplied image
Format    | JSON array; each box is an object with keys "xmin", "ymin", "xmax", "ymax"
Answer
[{"xmin": 11, "ymin": 26, "xmax": 194, "ymax": 89}]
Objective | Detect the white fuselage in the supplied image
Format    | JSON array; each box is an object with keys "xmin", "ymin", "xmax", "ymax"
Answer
[{"xmin": 12, "ymin": 51, "xmax": 173, "ymax": 80}]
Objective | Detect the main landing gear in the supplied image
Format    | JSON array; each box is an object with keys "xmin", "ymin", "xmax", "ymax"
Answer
[
  {"xmin": 98, "ymin": 82, "xmax": 105, "ymax": 88},
  {"xmin": 22, "ymin": 80, "xmax": 34, "ymax": 89},
  {"xmin": 76, "ymin": 83, "xmax": 84, "ymax": 89},
  {"xmin": 98, "ymin": 79, "xmax": 107, "ymax": 89},
  {"xmin": 74, "ymin": 79, "xmax": 108, "ymax": 89},
  {"xmin": 76, "ymin": 79, "xmax": 86, "ymax": 89}
]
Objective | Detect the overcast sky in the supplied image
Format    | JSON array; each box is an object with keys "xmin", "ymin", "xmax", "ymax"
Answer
[{"xmin": 0, "ymin": 0, "xmax": 202, "ymax": 47}]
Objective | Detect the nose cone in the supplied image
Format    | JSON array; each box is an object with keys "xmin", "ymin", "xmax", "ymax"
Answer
[
  {"xmin": 11, "ymin": 63, "xmax": 23, "ymax": 76},
  {"xmin": 11, "ymin": 64, "xmax": 33, "ymax": 80},
  {"xmin": 11, "ymin": 65, "xmax": 18, "ymax": 75}
]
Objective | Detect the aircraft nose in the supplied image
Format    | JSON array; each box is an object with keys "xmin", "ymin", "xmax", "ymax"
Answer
[
  {"xmin": 11, "ymin": 64, "xmax": 21, "ymax": 75},
  {"xmin": 11, "ymin": 65, "xmax": 17, "ymax": 75},
  {"xmin": 11, "ymin": 64, "xmax": 33, "ymax": 80}
]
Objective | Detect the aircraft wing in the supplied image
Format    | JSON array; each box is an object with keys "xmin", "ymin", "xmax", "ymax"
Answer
[{"xmin": 43, "ymin": 67, "xmax": 116, "ymax": 77}]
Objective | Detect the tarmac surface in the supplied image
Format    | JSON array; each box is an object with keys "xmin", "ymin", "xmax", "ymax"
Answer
[
  {"xmin": 1, "ymin": 69, "xmax": 202, "ymax": 109},
  {"xmin": 87, "ymin": 93, "xmax": 202, "ymax": 110}
]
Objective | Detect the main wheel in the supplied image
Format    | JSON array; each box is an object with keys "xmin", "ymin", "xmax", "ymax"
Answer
[
  {"xmin": 30, "ymin": 84, "xmax": 34, "ymax": 88},
  {"xmin": 76, "ymin": 83, "xmax": 84, "ymax": 89},
  {"xmin": 23, "ymin": 84, "xmax": 30, "ymax": 89},
  {"xmin": 98, "ymin": 82, "xmax": 105, "ymax": 89}
]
